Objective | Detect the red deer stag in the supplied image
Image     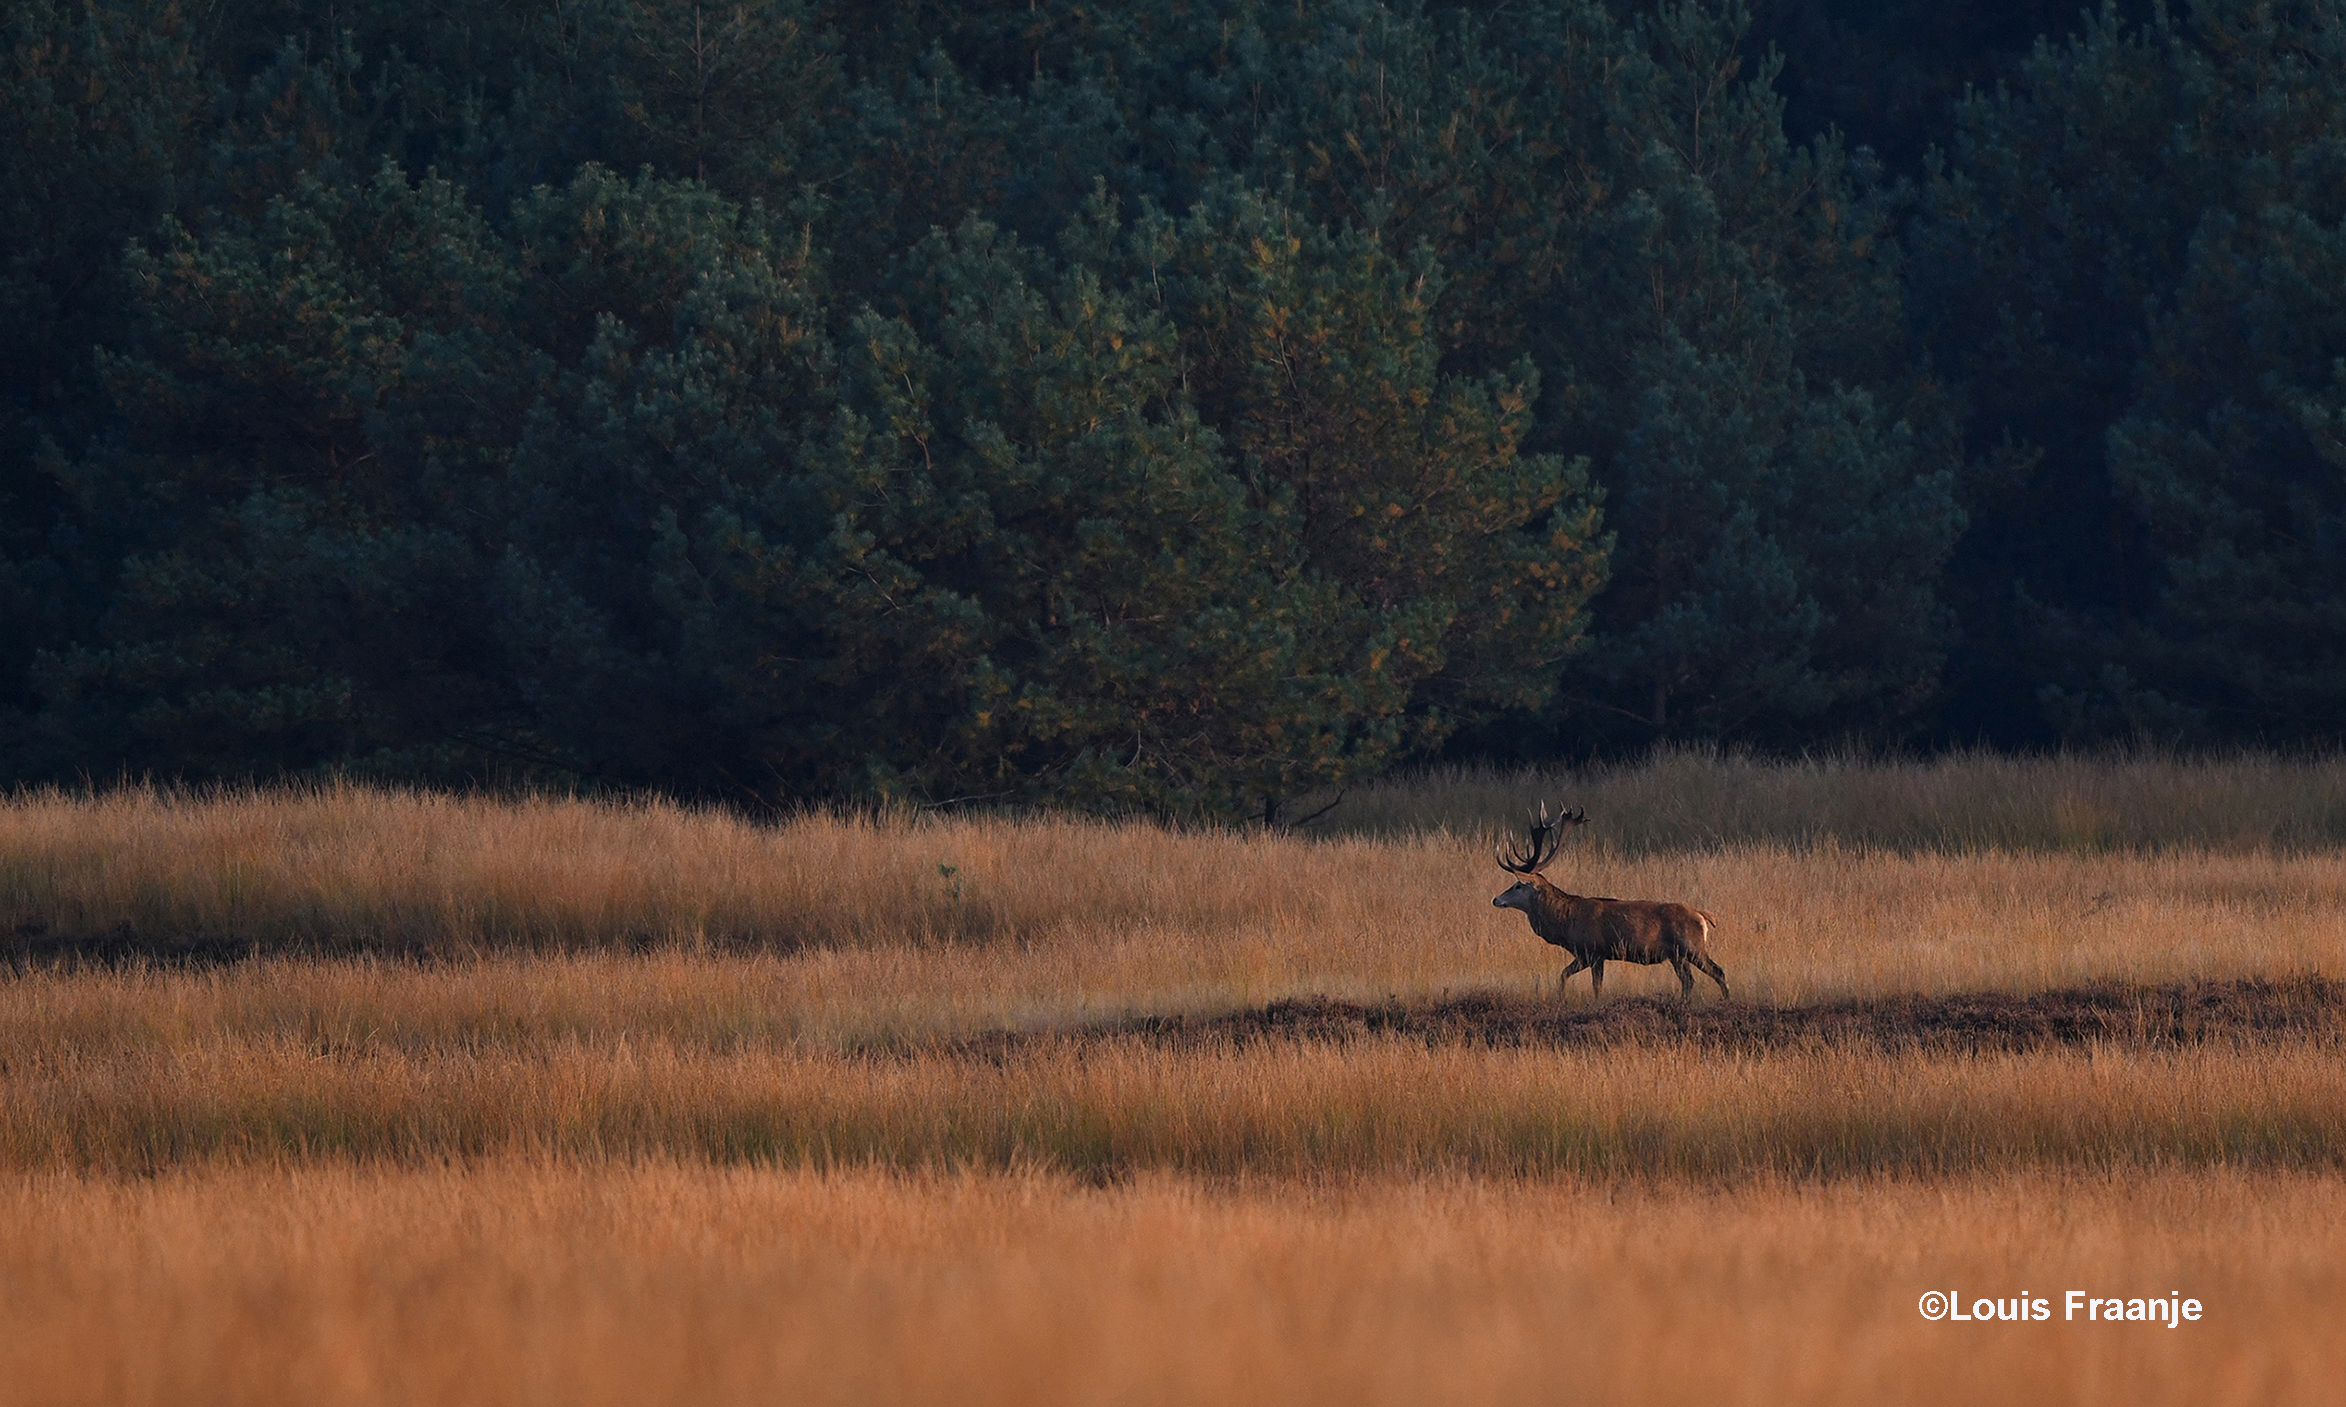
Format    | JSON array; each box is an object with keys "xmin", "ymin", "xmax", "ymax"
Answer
[{"xmin": 1492, "ymin": 803, "xmax": 1730, "ymax": 1001}]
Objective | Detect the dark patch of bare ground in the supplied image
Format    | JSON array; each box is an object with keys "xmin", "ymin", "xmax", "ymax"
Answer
[
  {"xmin": 0, "ymin": 922, "xmax": 679, "ymax": 970},
  {"xmin": 2, "ymin": 922, "xmax": 266, "ymax": 970},
  {"xmin": 950, "ymin": 976, "xmax": 2346, "ymax": 1058}
]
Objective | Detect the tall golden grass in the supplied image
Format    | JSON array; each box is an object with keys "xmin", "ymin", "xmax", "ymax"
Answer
[
  {"xmin": 6, "ymin": 1023, "xmax": 2342, "ymax": 1177},
  {"xmin": 7, "ymin": 770, "xmax": 2346, "ymax": 1033},
  {"xmin": 10, "ymin": 757, "xmax": 2346, "ymax": 1405},
  {"xmin": 5, "ymin": 1163, "xmax": 2336, "ymax": 1407}
]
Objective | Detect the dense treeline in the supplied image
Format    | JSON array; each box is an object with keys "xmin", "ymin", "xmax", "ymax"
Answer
[{"xmin": 2, "ymin": 0, "xmax": 2341, "ymax": 812}]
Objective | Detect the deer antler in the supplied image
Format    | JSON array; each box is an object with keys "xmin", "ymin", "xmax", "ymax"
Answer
[{"xmin": 1495, "ymin": 801, "xmax": 1587, "ymax": 874}]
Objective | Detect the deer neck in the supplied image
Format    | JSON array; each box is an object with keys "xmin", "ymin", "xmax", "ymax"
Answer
[{"xmin": 1530, "ymin": 875, "xmax": 1592, "ymax": 912}]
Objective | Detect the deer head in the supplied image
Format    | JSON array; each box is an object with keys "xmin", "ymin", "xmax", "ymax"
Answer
[{"xmin": 1491, "ymin": 802, "xmax": 1587, "ymax": 910}]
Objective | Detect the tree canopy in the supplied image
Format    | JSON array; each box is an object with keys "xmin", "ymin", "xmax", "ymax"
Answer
[{"xmin": 7, "ymin": 0, "xmax": 2342, "ymax": 808}]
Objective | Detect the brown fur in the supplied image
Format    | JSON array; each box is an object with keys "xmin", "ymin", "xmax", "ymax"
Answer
[{"xmin": 1493, "ymin": 874, "xmax": 1731, "ymax": 1001}]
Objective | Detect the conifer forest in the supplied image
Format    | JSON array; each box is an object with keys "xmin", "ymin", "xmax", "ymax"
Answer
[{"xmin": 8, "ymin": 0, "xmax": 2343, "ymax": 812}]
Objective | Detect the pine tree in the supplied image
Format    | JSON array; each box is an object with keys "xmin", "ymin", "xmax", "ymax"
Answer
[
  {"xmin": 1922, "ymin": 0, "xmax": 2346, "ymax": 741},
  {"xmin": 35, "ymin": 160, "xmax": 526, "ymax": 777}
]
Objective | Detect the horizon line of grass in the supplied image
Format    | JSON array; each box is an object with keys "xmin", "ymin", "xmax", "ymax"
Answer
[
  {"xmin": 10, "ymin": 752, "xmax": 2346, "ymax": 1009},
  {"xmin": 1315, "ymin": 744, "xmax": 2346, "ymax": 852},
  {"xmin": 11, "ymin": 1036, "xmax": 2343, "ymax": 1181},
  {"xmin": 21, "ymin": 742, "xmax": 2346, "ymax": 849}
]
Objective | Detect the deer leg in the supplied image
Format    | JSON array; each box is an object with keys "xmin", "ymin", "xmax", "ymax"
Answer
[
  {"xmin": 1558, "ymin": 957, "xmax": 1588, "ymax": 994},
  {"xmin": 1587, "ymin": 958, "xmax": 1605, "ymax": 1000},
  {"xmin": 1696, "ymin": 954, "xmax": 1731, "ymax": 1000},
  {"xmin": 1672, "ymin": 955, "xmax": 1695, "ymax": 999}
]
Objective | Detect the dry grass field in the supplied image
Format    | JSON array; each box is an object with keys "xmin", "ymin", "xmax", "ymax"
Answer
[
  {"xmin": 10, "ymin": 755, "xmax": 2346, "ymax": 1027},
  {"xmin": 4, "ymin": 1164, "xmax": 2340, "ymax": 1407},
  {"xmin": 5, "ymin": 753, "xmax": 2345, "ymax": 1404}
]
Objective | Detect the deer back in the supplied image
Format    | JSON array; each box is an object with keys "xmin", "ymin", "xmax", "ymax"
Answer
[{"xmin": 1529, "ymin": 883, "xmax": 1710, "ymax": 963}]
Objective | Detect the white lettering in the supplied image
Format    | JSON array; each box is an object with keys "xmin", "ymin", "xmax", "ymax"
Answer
[{"xmin": 1938, "ymin": 1287, "xmax": 2200, "ymax": 1324}]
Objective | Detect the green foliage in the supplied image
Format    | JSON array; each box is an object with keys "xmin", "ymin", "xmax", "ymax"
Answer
[
  {"xmin": 35, "ymin": 160, "xmax": 525, "ymax": 777},
  {"xmin": 1139, "ymin": 185, "xmax": 1609, "ymax": 731},
  {"xmin": 28, "ymin": 0, "xmax": 2346, "ymax": 798},
  {"xmin": 1540, "ymin": 5, "xmax": 1960, "ymax": 743},
  {"xmin": 0, "ymin": 0, "xmax": 216, "ymax": 756},
  {"xmin": 486, "ymin": 166, "xmax": 836, "ymax": 793},
  {"xmin": 799, "ymin": 214, "xmax": 1377, "ymax": 810},
  {"xmin": 1920, "ymin": 0, "xmax": 2346, "ymax": 741},
  {"xmin": 1745, "ymin": 0, "xmax": 2158, "ymax": 170}
]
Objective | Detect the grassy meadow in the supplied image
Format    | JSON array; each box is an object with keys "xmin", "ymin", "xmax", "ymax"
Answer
[
  {"xmin": 6, "ymin": 752, "xmax": 2346, "ymax": 1404},
  {"xmin": 5, "ymin": 1164, "xmax": 2338, "ymax": 1407}
]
